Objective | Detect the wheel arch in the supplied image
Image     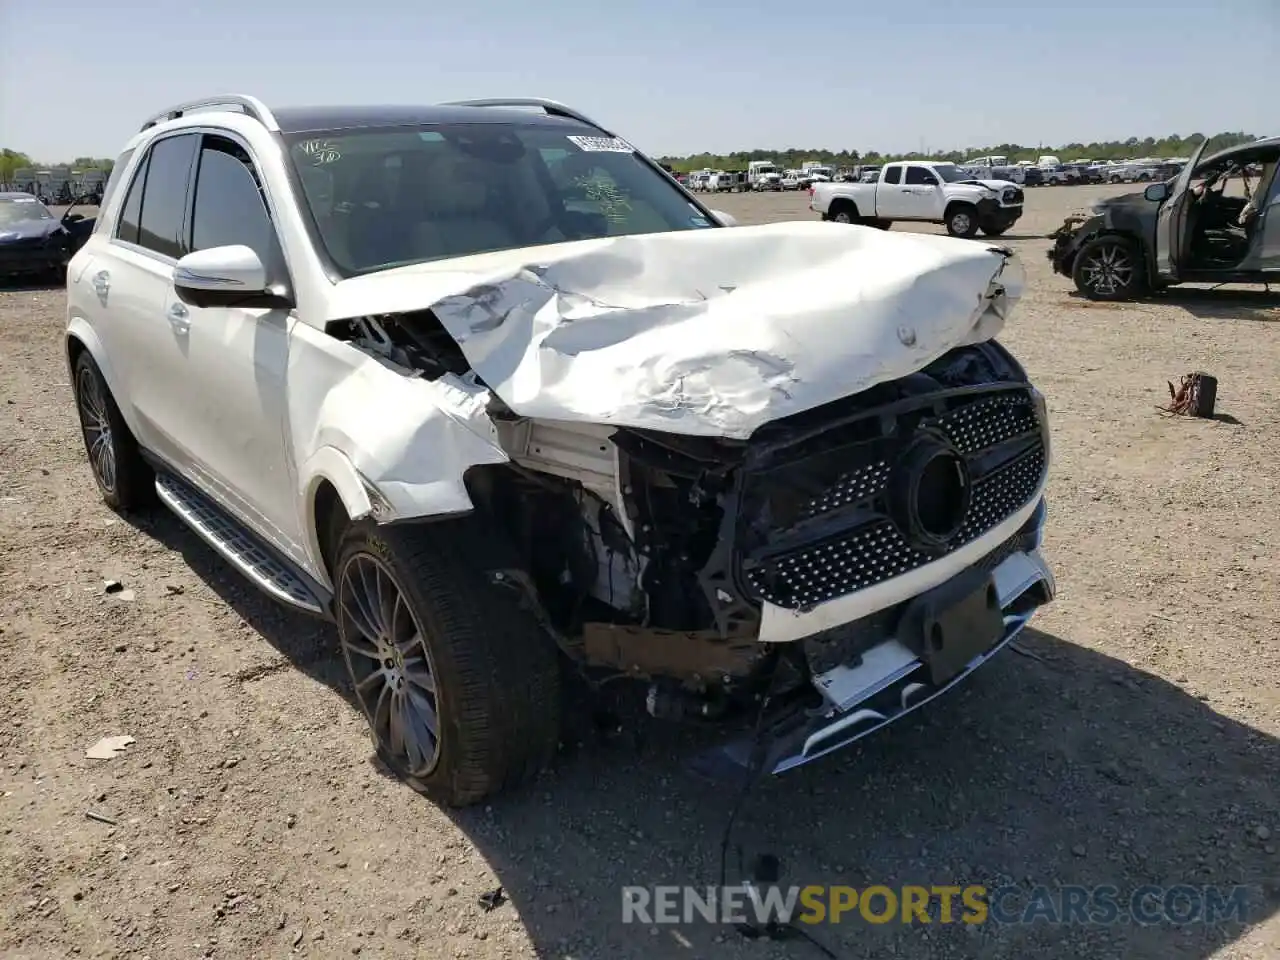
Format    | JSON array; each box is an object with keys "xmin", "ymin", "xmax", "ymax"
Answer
[
  {"xmin": 827, "ymin": 197, "xmax": 860, "ymax": 219},
  {"xmin": 301, "ymin": 448, "xmax": 376, "ymax": 589},
  {"xmin": 66, "ymin": 319, "xmax": 122, "ymax": 405},
  {"xmin": 66, "ymin": 318, "xmax": 145, "ymax": 440}
]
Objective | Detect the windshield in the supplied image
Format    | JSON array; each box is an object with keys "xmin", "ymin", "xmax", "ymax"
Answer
[
  {"xmin": 933, "ymin": 165, "xmax": 970, "ymax": 183},
  {"xmin": 0, "ymin": 198, "xmax": 54, "ymax": 225},
  {"xmin": 286, "ymin": 122, "xmax": 717, "ymax": 276}
]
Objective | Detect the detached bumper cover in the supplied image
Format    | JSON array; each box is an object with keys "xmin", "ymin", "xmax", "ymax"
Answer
[{"xmin": 693, "ymin": 499, "xmax": 1054, "ymax": 778}]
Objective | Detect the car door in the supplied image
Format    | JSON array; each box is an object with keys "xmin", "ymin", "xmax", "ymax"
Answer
[
  {"xmin": 899, "ymin": 165, "xmax": 942, "ymax": 219},
  {"xmin": 161, "ymin": 132, "xmax": 304, "ymax": 559},
  {"xmin": 96, "ymin": 132, "xmax": 201, "ymax": 466},
  {"xmin": 875, "ymin": 164, "xmax": 912, "ymax": 218},
  {"xmin": 1154, "ymin": 138, "xmax": 1209, "ymax": 281},
  {"xmin": 1248, "ymin": 159, "xmax": 1280, "ymax": 272}
]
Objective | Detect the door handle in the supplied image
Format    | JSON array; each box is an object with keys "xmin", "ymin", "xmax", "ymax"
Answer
[
  {"xmin": 167, "ymin": 302, "xmax": 190, "ymax": 332},
  {"xmin": 92, "ymin": 270, "xmax": 110, "ymax": 298}
]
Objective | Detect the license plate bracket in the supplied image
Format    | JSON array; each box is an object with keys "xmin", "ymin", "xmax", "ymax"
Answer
[{"xmin": 896, "ymin": 566, "xmax": 1004, "ymax": 686}]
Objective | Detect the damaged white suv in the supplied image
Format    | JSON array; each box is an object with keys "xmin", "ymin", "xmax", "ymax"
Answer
[{"xmin": 67, "ymin": 96, "xmax": 1055, "ymax": 805}]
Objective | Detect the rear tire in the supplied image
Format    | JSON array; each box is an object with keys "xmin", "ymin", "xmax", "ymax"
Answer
[
  {"xmin": 72, "ymin": 350, "xmax": 156, "ymax": 512},
  {"xmin": 827, "ymin": 201, "xmax": 859, "ymax": 224},
  {"xmin": 333, "ymin": 517, "xmax": 562, "ymax": 807}
]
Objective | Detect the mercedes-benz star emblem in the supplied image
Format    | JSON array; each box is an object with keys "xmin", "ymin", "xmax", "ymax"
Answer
[{"xmin": 887, "ymin": 435, "xmax": 971, "ymax": 553}]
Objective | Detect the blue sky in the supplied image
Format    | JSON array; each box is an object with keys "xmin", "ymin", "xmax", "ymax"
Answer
[{"xmin": 1, "ymin": 0, "xmax": 1274, "ymax": 162}]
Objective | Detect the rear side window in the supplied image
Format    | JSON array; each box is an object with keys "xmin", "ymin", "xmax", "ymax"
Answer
[
  {"xmin": 95, "ymin": 148, "xmax": 134, "ymax": 233},
  {"xmin": 883, "ymin": 166, "xmax": 902, "ymax": 185},
  {"xmin": 116, "ymin": 153, "xmax": 149, "ymax": 245},
  {"xmin": 136, "ymin": 134, "xmax": 199, "ymax": 258},
  {"xmin": 188, "ymin": 136, "xmax": 278, "ymax": 266}
]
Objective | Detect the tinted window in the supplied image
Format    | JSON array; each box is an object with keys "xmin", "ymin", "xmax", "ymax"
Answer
[
  {"xmin": 883, "ymin": 166, "xmax": 902, "ymax": 185},
  {"xmin": 189, "ymin": 136, "xmax": 278, "ymax": 264},
  {"xmin": 905, "ymin": 166, "xmax": 937, "ymax": 185},
  {"xmin": 286, "ymin": 122, "xmax": 716, "ymax": 276},
  {"xmin": 136, "ymin": 134, "xmax": 199, "ymax": 258},
  {"xmin": 116, "ymin": 153, "xmax": 149, "ymax": 245}
]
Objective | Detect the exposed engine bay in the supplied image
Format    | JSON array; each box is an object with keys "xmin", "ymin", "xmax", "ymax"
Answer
[{"xmin": 332, "ymin": 308, "xmax": 1048, "ymax": 721}]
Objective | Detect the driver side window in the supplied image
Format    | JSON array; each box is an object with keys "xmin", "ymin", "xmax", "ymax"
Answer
[
  {"xmin": 905, "ymin": 166, "xmax": 938, "ymax": 186},
  {"xmin": 188, "ymin": 135, "xmax": 284, "ymax": 274}
]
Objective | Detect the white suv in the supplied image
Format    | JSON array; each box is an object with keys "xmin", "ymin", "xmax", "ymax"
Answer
[{"xmin": 67, "ymin": 95, "xmax": 1055, "ymax": 806}]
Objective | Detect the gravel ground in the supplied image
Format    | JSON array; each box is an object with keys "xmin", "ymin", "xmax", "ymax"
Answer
[{"xmin": 1, "ymin": 186, "xmax": 1277, "ymax": 960}]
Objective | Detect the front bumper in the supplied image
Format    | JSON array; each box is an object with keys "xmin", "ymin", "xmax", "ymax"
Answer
[
  {"xmin": 1046, "ymin": 215, "xmax": 1096, "ymax": 276},
  {"xmin": 693, "ymin": 499, "xmax": 1054, "ymax": 778},
  {"xmin": 0, "ymin": 242, "xmax": 67, "ymax": 277}
]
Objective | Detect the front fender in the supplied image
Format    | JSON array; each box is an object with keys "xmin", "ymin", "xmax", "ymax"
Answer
[{"xmin": 1046, "ymin": 214, "xmax": 1105, "ymax": 276}]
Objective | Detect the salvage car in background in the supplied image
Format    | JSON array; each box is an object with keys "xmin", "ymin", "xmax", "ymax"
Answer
[
  {"xmin": 1049, "ymin": 136, "xmax": 1280, "ymax": 300},
  {"xmin": 0, "ymin": 192, "xmax": 95, "ymax": 282},
  {"xmin": 66, "ymin": 95, "xmax": 1054, "ymax": 806}
]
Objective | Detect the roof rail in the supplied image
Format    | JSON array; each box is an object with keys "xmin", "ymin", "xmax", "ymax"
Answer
[
  {"xmin": 140, "ymin": 95, "xmax": 278, "ymax": 133},
  {"xmin": 439, "ymin": 98, "xmax": 616, "ymax": 137}
]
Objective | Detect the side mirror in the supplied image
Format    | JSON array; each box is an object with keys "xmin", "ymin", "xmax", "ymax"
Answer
[
  {"xmin": 62, "ymin": 212, "xmax": 85, "ymax": 223},
  {"xmin": 710, "ymin": 209, "xmax": 738, "ymax": 227},
  {"xmin": 1144, "ymin": 182, "xmax": 1170, "ymax": 203},
  {"xmin": 173, "ymin": 245, "xmax": 291, "ymax": 309}
]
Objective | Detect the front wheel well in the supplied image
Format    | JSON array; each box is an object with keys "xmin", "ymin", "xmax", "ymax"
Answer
[
  {"xmin": 312, "ymin": 479, "xmax": 351, "ymax": 580},
  {"xmin": 66, "ymin": 333, "xmax": 88, "ymax": 371},
  {"xmin": 944, "ymin": 199, "xmax": 978, "ymax": 218}
]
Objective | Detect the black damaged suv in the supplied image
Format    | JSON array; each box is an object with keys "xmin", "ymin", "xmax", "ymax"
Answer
[{"xmin": 1048, "ymin": 136, "xmax": 1280, "ymax": 301}]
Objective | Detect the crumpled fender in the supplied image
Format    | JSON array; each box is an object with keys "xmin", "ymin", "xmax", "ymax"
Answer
[{"xmin": 286, "ymin": 322, "xmax": 510, "ymax": 577}]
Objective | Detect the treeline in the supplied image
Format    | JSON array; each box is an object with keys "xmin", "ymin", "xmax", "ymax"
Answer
[
  {"xmin": 657, "ymin": 132, "xmax": 1261, "ymax": 173},
  {"xmin": 0, "ymin": 149, "xmax": 113, "ymax": 184}
]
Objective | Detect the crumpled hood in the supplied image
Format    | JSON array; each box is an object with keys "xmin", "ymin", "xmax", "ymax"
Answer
[
  {"xmin": 326, "ymin": 221, "xmax": 1023, "ymax": 439},
  {"xmin": 959, "ymin": 179, "xmax": 1011, "ymax": 192}
]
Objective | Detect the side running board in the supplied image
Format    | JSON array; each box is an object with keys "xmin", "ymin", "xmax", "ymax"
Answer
[{"xmin": 155, "ymin": 473, "xmax": 330, "ymax": 616}]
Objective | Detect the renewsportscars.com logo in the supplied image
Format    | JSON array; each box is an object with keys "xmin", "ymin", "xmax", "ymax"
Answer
[{"xmin": 622, "ymin": 884, "xmax": 1252, "ymax": 927}]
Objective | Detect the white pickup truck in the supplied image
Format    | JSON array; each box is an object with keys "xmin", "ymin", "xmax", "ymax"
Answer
[{"xmin": 809, "ymin": 160, "xmax": 1025, "ymax": 237}]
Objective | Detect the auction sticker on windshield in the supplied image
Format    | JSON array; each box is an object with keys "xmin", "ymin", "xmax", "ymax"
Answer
[{"xmin": 567, "ymin": 135, "xmax": 635, "ymax": 153}]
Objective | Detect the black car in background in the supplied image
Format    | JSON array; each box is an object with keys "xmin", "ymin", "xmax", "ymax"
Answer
[{"xmin": 0, "ymin": 192, "xmax": 95, "ymax": 282}]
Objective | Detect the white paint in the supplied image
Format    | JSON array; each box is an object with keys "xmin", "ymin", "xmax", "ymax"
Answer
[{"xmin": 326, "ymin": 220, "xmax": 1022, "ymax": 439}]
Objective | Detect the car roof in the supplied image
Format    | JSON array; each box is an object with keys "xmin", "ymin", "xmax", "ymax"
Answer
[
  {"xmin": 269, "ymin": 104, "xmax": 593, "ymax": 135},
  {"xmin": 1204, "ymin": 136, "xmax": 1280, "ymax": 165},
  {"xmin": 0, "ymin": 192, "xmax": 39, "ymax": 200}
]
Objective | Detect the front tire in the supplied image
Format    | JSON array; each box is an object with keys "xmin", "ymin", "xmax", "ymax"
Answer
[
  {"xmin": 1071, "ymin": 236, "xmax": 1147, "ymax": 301},
  {"xmin": 72, "ymin": 350, "xmax": 155, "ymax": 511},
  {"xmin": 333, "ymin": 518, "xmax": 562, "ymax": 807},
  {"xmin": 945, "ymin": 205, "xmax": 980, "ymax": 238}
]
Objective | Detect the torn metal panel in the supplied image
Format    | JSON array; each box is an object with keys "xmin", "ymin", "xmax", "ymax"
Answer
[
  {"xmin": 286, "ymin": 321, "xmax": 510, "ymax": 528},
  {"xmin": 324, "ymin": 221, "xmax": 1023, "ymax": 439}
]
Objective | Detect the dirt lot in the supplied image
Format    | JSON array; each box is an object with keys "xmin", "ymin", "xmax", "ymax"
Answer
[{"xmin": 1, "ymin": 186, "xmax": 1278, "ymax": 960}]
